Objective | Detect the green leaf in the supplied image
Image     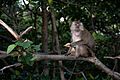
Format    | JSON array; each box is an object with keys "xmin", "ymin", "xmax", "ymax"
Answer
[
  {"xmin": 32, "ymin": 45, "xmax": 40, "ymax": 51},
  {"xmin": 89, "ymin": 73, "xmax": 95, "ymax": 79},
  {"xmin": 18, "ymin": 53, "xmax": 34, "ymax": 66},
  {"xmin": 48, "ymin": 0, "xmax": 53, "ymax": 5},
  {"xmin": 30, "ymin": 56, "xmax": 37, "ymax": 61},
  {"xmin": 15, "ymin": 41, "xmax": 23, "ymax": 46},
  {"xmin": 22, "ymin": 41, "xmax": 33, "ymax": 49},
  {"xmin": 7, "ymin": 44, "xmax": 17, "ymax": 54},
  {"xmin": 15, "ymin": 70, "xmax": 20, "ymax": 76},
  {"xmin": 15, "ymin": 40, "xmax": 33, "ymax": 49}
]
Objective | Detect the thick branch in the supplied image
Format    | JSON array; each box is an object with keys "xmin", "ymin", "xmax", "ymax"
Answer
[
  {"xmin": 34, "ymin": 54, "xmax": 90, "ymax": 61},
  {"xmin": 0, "ymin": 19, "xmax": 20, "ymax": 40},
  {"xmin": 0, "ymin": 19, "xmax": 33, "ymax": 40},
  {"xmin": 0, "ymin": 51, "xmax": 120, "ymax": 80},
  {"xmin": 0, "ymin": 50, "xmax": 10, "ymax": 58},
  {"xmin": 35, "ymin": 55, "xmax": 120, "ymax": 80}
]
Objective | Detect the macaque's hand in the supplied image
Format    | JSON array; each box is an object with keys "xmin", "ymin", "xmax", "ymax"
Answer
[
  {"xmin": 64, "ymin": 43, "xmax": 76, "ymax": 56},
  {"xmin": 64, "ymin": 43, "xmax": 71, "ymax": 48}
]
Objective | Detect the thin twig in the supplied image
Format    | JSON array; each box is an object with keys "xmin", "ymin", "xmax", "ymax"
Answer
[
  {"xmin": 104, "ymin": 56, "xmax": 120, "ymax": 60},
  {"xmin": 68, "ymin": 61, "xmax": 77, "ymax": 80},
  {"xmin": 20, "ymin": 26, "xmax": 33, "ymax": 37},
  {"xmin": 62, "ymin": 65, "xmax": 82, "ymax": 75},
  {"xmin": 0, "ymin": 63, "xmax": 21, "ymax": 73},
  {"xmin": 81, "ymin": 72, "xmax": 88, "ymax": 80}
]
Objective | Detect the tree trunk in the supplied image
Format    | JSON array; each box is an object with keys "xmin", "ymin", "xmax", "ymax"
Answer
[
  {"xmin": 51, "ymin": 10, "xmax": 66, "ymax": 80},
  {"xmin": 41, "ymin": 2, "xmax": 49, "ymax": 75}
]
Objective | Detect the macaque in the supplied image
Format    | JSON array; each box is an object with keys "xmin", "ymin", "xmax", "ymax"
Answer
[
  {"xmin": 70, "ymin": 20, "xmax": 95, "ymax": 48},
  {"xmin": 65, "ymin": 20, "xmax": 95, "ymax": 57}
]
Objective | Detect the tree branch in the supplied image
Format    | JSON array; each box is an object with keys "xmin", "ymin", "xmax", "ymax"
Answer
[
  {"xmin": 0, "ymin": 19, "xmax": 33, "ymax": 40},
  {"xmin": 0, "ymin": 50, "xmax": 10, "ymax": 58},
  {"xmin": 0, "ymin": 19, "xmax": 20, "ymax": 40},
  {"xmin": 34, "ymin": 54, "xmax": 120, "ymax": 80},
  {"xmin": 0, "ymin": 51, "xmax": 120, "ymax": 80},
  {"xmin": 104, "ymin": 56, "xmax": 120, "ymax": 60},
  {"xmin": 20, "ymin": 26, "xmax": 33, "ymax": 37},
  {"xmin": 0, "ymin": 63, "xmax": 21, "ymax": 73}
]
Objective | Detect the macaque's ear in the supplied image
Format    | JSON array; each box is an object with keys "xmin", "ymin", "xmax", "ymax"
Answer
[
  {"xmin": 79, "ymin": 22, "xmax": 84, "ymax": 31},
  {"xmin": 77, "ymin": 20, "xmax": 80, "ymax": 22}
]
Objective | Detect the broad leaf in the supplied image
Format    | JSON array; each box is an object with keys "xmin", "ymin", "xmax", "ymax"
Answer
[
  {"xmin": 22, "ymin": 41, "xmax": 33, "ymax": 49},
  {"xmin": 7, "ymin": 44, "xmax": 17, "ymax": 54},
  {"xmin": 32, "ymin": 45, "xmax": 40, "ymax": 51},
  {"xmin": 15, "ymin": 40, "xmax": 33, "ymax": 49},
  {"xmin": 30, "ymin": 56, "xmax": 37, "ymax": 61}
]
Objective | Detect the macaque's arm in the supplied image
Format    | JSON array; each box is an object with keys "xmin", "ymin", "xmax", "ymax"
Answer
[{"xmin": 71, "ymin": 40, "xmax": 87, "ymax": 47}]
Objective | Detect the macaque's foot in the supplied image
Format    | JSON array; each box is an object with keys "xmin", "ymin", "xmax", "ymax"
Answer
[
  {"xmin": 91, "ymin": 53, "xmax": 96, "ymax": 57},
  {"xmin": 80, "ymin": 55, "xmax": 89, "ymax": 58}
]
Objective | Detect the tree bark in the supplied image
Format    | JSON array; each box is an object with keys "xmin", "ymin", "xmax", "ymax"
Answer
[
  {"xmin": 34, "ymin": 55, "xmax": 120, "ymax": 80},
  {"xmin": 41, "ymin": 1, "xmax": 49, "ymax": 75},
  {"xmin": 0, "ymin": 51, "xmax": 120, "ymax": 80},
  {"xmin": 51, "ymin": 10, "xmax": 66, "ymax": 80},
  {"xmin": 0, "ymin": 19, "xmax": 20, "ymax": 40}
]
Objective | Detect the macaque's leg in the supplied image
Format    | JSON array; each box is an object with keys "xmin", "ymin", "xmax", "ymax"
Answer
[
  {"xmin": 79, "ymin": 45, "xmax": 89, "ymax": 57},
  {"xmin": 65, "ymin": 47, "xmax": 76, "ymax": 56},
  {"xmin": 69, "ymin": 47, "xmax": 76, "ymax": 56},
  {"xmin": 75, "ymin": 45, "xmax": 89, "ymax": 58},
  {"xmin": 75, "ymin": 45, "xmax": 80, "ymax": 57}
]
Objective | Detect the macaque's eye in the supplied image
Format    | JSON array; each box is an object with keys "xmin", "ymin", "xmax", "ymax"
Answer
[{"xmin": 75, "ymin": 23, "xmax": 80, "ymax": 28}]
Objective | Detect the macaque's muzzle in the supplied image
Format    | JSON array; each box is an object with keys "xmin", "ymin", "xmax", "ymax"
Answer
[{"xmin": 74, "ymin": 31, "xmax": 80, "ymax": 36}]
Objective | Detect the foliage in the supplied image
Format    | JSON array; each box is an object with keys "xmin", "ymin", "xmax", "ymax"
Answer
[
  {"xmin": 7, "ymin": 44, "xmax": 17, "ymax": 54},
  {"xmin": 0, "ymin": 0, "xmax": 120, "ymax": 80},
  {"xmin": 6, "ymin": 40, "xmax": 40, "ymax": 66}
]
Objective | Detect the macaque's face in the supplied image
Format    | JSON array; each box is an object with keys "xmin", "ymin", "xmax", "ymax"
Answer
[
  {"xmin": 70, "ymin": 21, "xmax": 84, "ymax": 32},
  {"xmin": 70, "ymin": 20, "xmax": 84, "ymax": 42}
]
